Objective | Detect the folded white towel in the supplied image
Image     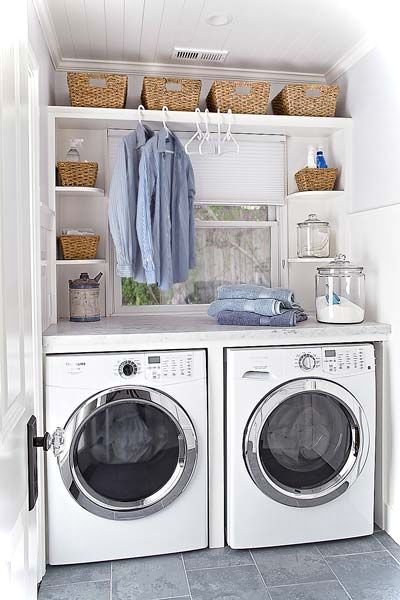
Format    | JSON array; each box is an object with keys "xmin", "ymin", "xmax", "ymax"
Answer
[{"xmin": 61, "ymin": 228, "xmax": 95, "ymax": 236}]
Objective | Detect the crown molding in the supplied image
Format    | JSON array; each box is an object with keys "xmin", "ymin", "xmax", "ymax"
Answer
[
  {"xmin": 325, "ymin": 35, "xmax": 376, "ymax": 83},
  {"xmin": 32, "ymin": 0, "xmax": 61, "ymax": 68},
  {"xmin": 56, "ymin": 58, "xmax": 326, "ymax": 84}
]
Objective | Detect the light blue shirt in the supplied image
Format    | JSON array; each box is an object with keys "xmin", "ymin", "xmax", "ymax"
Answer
[
  {"xmin": 108, "ymin": 123, "xmax": 154, "ymax": 279},
  {"xmin": 136, "ymin": 129, "xmax": 196, "ymax": 291}
]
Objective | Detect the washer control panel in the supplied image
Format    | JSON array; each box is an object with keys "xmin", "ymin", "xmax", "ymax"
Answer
[
  {"xmin": 115, "ymin": 352, "xmax": 194, "ymax": 381},
  {"xmin": 322, "ymin": 346, "xmax": 369, "ymax": 374},
  {"xmin": 145, "ymin": 352, "xmax": 194, "ymax": 381}
]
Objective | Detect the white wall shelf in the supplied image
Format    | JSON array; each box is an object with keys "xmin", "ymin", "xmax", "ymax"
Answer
[
  {"xmin": 49, "ymin": 106, "xmax": 352, "ymax": 137},
  {"xmin": 56, "ymin": 259, "xmax": 106, "ymax": 265},
  {"xmin": 286, "ymin": 191, "xmax": 345, "ymax": 201},
  {"xmin": 56, "ymin": 186, "xmax": 105, "ymax": 197},
  {"xmin": 288, "ymin": 257, "xmax": 333, "ymax": 263}
]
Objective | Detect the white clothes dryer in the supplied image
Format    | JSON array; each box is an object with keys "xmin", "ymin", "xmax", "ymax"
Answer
[
  {"xmin": 45, "ymin": 350, "xmax": 207, "ymax": 564},
  {"xmin": 226, "ymin": 344, "xmax": 375, "ymax": 549}
]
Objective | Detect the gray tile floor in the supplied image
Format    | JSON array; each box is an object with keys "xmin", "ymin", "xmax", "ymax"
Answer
[{"xmin": 39, "ymin": 529, "xmax": 400, "ymax": 600}]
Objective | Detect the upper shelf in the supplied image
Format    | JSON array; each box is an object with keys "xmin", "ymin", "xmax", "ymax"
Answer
[
  {"xmin": 48, "ymin": 106, "xmax": 352, "ymax": 137},
  {"xmin": 287, "ymin": 191, "xmax": 345, "ymax": 201},
  {"xmin": 55, "ymin": 186, "xmax": 105, "ymax": 197}
]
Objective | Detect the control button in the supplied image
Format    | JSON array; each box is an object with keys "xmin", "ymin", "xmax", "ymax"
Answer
[
  {"xmin": 119, "ymin": 360, "xmax": 138, "ymax": 378},
  {"xmin": 299, "ymin": 353, "xmax": 317, "ymax": 371}
]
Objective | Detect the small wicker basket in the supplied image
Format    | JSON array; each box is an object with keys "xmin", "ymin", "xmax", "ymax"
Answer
[
  {"xmin": 67, "ymin": 72, "xmax": 128, "ymax": 108},
  {"xmin": 141, "ymin": 77, "xmax": 201, "ymax": 111},
  {"xmin": 272, "ymin": 84, "xmax": 339, "ymax": 117},
  {"xmin": 59, "ymin": 235, "xmax": 100, "ymax": 260},
  {"xmin": 207, "ymin": 80, "xmax": 270, "ymax": 114},
  {"xmin": 57, "ymin": 162, "xmax": 98, "ymax": 187},
  {"xmin": 295, "ymin": 168, "xmax": 338, "ymax": 192}
]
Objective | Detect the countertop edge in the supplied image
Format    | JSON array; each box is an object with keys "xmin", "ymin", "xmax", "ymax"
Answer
[{"xmin": 42, "ymin": 319, "xmax": 391, "ymax": 354}]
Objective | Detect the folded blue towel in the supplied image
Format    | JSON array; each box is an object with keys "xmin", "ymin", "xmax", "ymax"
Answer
[
  {"xmin": 208, "ymin": 298, "xmax": 283, "ymax": 318},
  {"xmin": 217, "ymin": 309, "xmax": 308, "ymax": 327},
  {"xmin": 217, "ymin": 284, "xmax": 300, "ymax": 308}
]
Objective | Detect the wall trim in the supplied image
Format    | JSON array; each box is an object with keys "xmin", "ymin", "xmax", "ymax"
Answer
[
  {"xmin": 325, "ymin": 35, "xmax": 376, "ymax": 83},
  {"xmin": 56, "ymin": 58, "xmax": 326, "ymax": 84},
  {"xmin": 32, "ymin": 0, "xmax": 61, "ymax": 69}
]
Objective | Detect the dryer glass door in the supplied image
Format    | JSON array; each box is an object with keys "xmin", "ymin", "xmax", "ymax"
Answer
[
  {"xmin": 244, "ymin": 379, "xmax": 367, "ymax": 507},
  {"xmin": 56, "ymin": 386, "xmax": 197, "ymax": 520}
]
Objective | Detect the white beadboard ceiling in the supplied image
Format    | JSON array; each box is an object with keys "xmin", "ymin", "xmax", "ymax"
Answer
[{"xmin": 35, "ymin": 0, "xmax": 372, "ymax": 82}]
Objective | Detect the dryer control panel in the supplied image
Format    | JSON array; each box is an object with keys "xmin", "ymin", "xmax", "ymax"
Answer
[
  {"xmin": 321, "ymin": 346, "xmax": 370, "ymax": 375},
  {"xmin": 115, "ymin": 352, "xmax": 194, "ymax": 381}
]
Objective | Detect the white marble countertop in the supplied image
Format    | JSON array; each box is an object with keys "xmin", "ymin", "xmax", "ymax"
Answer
[{"xmin": 43, "ymin": 313, "xmax": 390, "ymax": 354}]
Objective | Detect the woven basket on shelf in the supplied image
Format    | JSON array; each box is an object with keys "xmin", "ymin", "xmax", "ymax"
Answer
[
  {"xmin": 207, "ymin": 80, "xmax": 270, "ymax": 114},
  {"xmin": 141, "ymin": 77, "xmax": 201, "ymax": 111},
  {"xmin": 67, "ymin": 72, "xmax": 128, "ymax": 108},
  {"xmin": 295, "ymin": 168, "xmax": 338, "ymax": 192},
  {"xmin": 59, "ymin": 235, "xmax": 100, "ymax": 260},
  {"xmin": 57, "ymin": 162, "xmax": 98, "ymax": 187},
  {"xmin": 272, "ymin": 84, "xmax": 339, "ymax": 117}
]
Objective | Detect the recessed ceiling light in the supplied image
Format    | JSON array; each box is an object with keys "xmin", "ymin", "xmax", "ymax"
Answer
[{"xmin": 205, "ymin": 13, "xmax": 233, "ymax": 27}]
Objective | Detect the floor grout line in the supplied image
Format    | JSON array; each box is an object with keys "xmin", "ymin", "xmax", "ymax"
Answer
[
  {"xmin": 181, "ymin": 552, "xmax": 193, "ymax": 600},
  {"xmin": 41, "ymin": 577, "xmax": 111, "ymax": 589},
  {"xmin": 248, "ymin": 550, "xmax": 273, "ymax": 600},
  {"xmin": 317, "ymin": 549, "xmax": 387, "ymax": 558},
  {"xmin": 185, "ymin": 562, "xmax": 255, "ymax": 572},
  {"xmin": 313, "ymin": 543, "xmax": 353, "ymax": 600},
  {"xmin": 373, "ymin": 534, "xmax": 400, "ymax": 568},
  {"xmin": 268, "ymin": 578, "xmax": 336, "ymax": 589}
]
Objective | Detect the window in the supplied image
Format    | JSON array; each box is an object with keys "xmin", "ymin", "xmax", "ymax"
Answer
[{"xmin": 108, "ymin": 131, "xmax": 285, "ymax": 314}]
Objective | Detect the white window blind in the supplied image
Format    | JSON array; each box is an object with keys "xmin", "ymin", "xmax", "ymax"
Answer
[{"xmin": 107, "ymin": 130, "xmax": 286, "ymax": 205}]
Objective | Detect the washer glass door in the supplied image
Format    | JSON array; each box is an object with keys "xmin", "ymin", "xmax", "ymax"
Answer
[
  {"xmin": 57, "ymin": 386, "xmax": 197, "ymax": 520},
  {"xmin": 244, "ymin": 379, "xmax": 367, "ymax": 507}
]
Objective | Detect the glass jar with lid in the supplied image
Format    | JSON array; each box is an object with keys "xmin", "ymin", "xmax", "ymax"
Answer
[
  {"xmin": 297, "ymin": 213, "xmax": 330, "ymax": 258},
  {"xmin": 315, "ymin": 254, "xmax": 365, "ymax": 324}
]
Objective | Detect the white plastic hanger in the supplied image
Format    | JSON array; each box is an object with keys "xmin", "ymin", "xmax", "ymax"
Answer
[
  {"xmin": 219, "ymin": 109, "xmax": 240, "ymax": 155},
  {"xmin": 199, "ymin": 109, "xmax": 215, "ymax": 155},
  {"xmin": 137, "ymin": 104, "xmax": 145, "ymax": 124},
  {"xmin": 161, "ymin": 106, "xmax": 174, "ymax": 151},
  {"xmin": 185, "ymin": 108, "xmax": 203, "ymax": 155}
]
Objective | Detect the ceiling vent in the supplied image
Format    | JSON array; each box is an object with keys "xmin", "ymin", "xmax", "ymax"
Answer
[{"xmin": 172, "ymin": 47, "xmax": 228, "ymax": 63}]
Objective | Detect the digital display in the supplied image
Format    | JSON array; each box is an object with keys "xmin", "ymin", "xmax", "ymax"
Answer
[
  {"xmin": 148, "ymin": 356, "xmax": 160, "ymax": 364},
  {"xmin": 325, "ymin": 350, "xmax": 336, "ymax": 357}
]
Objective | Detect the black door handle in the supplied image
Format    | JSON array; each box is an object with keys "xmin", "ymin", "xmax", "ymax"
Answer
[{"xmin": 33, "ymin": 432, "xmax": 52, "ymax": 451}]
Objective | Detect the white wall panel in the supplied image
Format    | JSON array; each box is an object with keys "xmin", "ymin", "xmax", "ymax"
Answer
[
  {"xmin": 104, "ymin": 0, "xmax": 125, "ymax": 61},
  {"xmin": 123, "ymin": 0, "xmax": 145, "ymax": 61},
  {"xmin": 83, "ymin": 0, "xmax": 107, "ymax": 61},
  {"xmin": 64, "ymin": 0, "xmax": 91, "ymax": 59}
]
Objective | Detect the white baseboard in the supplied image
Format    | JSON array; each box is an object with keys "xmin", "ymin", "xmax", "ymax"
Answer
[{"xmin": 384, "ymin": 503, "xmax": 400, "ymax": 543}]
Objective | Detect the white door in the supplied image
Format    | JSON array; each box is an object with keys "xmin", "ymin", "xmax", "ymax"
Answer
[{"xmin": 0, "ymin": 1, "xmax": 40, "ymax": 598}]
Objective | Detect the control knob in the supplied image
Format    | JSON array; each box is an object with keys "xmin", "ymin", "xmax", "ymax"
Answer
[
  {"xmin": 119, "ymin": 360, "xmax": 138, "ymax": 377},
  {"xmin": 299, "ymin": 353, "xmax": 316, "ymax": 371}
]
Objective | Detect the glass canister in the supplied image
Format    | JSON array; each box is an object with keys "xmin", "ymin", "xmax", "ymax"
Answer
[
  {"xmin": 315, "ymin": 254, "xmax": 365, "ymax": 324},
  {"xmin": 297, "ymin": 213, "xmax": 330, "ymax": 258}
]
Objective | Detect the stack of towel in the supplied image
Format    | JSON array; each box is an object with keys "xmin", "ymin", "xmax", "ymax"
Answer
[{"xmin": 208, "ymin": 284, "xmax": 308, "ymax": 327}]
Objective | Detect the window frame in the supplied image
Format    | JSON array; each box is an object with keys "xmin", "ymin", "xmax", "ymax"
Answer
[{"xmin": 112, "ymin": 213, "xmax": 280, "ymax": 315}]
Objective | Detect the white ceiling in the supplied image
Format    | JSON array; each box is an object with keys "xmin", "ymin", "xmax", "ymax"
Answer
[{"xmin": 38, "ymin": 0, "xmax": 370, "ymax": 80}]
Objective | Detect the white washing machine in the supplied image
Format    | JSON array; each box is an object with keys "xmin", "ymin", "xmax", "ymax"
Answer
[
  {"xmin": 226, "ymin": 344, "xmax": 375, "ymax": 549},
  {"xmin": 45, "ymin": 350, "xmax": 207, "ymax": 565}
]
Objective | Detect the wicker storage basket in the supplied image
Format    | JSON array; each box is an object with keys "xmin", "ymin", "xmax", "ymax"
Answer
[
  {"xmin": 59, "ymin": 235, "xmax": 100, "ymax": 260},
  {"xmin": 141, "ymin": 77, "xmax": 201, "ymax": 111},
  {"xmin": 67, "ymin": 72, "xmax": 128, "ymax": 108},
  {"xmin": 295, "ymin": 168, "xmax": 338, "ymax": 192},
  {"xmin": 272, "ymin": 84, "xmax": 339, "ymax": 117},
  {"xmin": 57, "ymin": 162, "xmax": 98, "ymax": 187},
  {"xmin": 207, "ymin": 80, "xmax": 270, "ymax": 114}
]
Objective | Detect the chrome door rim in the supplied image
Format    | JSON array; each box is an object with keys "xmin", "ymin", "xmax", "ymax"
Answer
[
  {"xmin": 57, "ymin": 385, "xmax": 198, "ymax": 520},
  {"xmin": 243, "ymin": 378, "xmax": 369, "ymax": 508}
]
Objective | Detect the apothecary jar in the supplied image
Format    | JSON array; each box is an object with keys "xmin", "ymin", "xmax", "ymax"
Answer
[{"xmin": 315, "ymin": 254, "xmax": 365, "ymax": 324}]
